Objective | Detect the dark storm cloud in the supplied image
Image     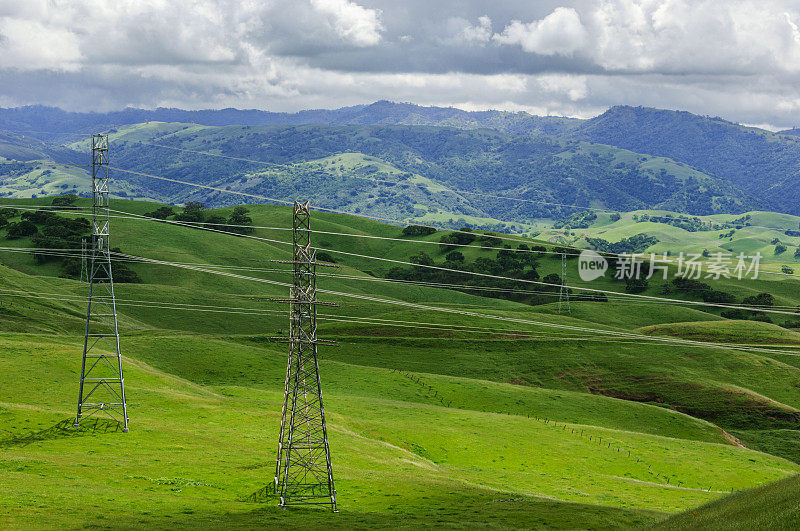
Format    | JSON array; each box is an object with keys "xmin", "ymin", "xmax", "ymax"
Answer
[{"xmin": 0, "ymin": 1, "xmax": 799, "ymax": 129}]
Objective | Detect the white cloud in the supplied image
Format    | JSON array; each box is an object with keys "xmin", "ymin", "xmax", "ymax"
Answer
[
  {"xmin": 461, "ymin": 15, "xmax": 493, "ymax": 43},
  {"xmin": 588, "ymin": 0, "xmax": 800, "ymax": 73},
  {"xmin": 493, "ymin": 7, "xmax": 587, "ymax": 56},
  {"xmin": 310, "ymin": 0, "xmax": 384, "ymax": 46},
  {"xmin": 0, "ymin": 16, "xmax": 82, "ymax": 71},
  {"xmin": 1, "ymin": 1, "xmax": 800, "ymax": 129},
  {"xmin": 536, "ymin": 74, "xmax": 588, "ymax": 101}
]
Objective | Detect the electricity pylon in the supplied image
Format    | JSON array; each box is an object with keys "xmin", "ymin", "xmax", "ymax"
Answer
[
  {"xmin": 558, "ymin": 252, "xmax": 571, "ymax": 314},
  {"xmin": 271, "ymin": 201, "xmax": 338, "ymax": 511},
  {"xmin": 75, "ymin": 134, "xmax": 128, "ymax": 431}
]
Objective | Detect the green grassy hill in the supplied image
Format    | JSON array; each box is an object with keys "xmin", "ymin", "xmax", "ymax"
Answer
[
  {"xmin": 652, "ymin": 473, "xmax": 800, "ymax": 530},
  {"xmin": 2, "ymin": 196, "xmax": 800, "ymax": 527},
  {"xmin": 538, "ymin": 208, "xmax": 800, "ymax": 269}
]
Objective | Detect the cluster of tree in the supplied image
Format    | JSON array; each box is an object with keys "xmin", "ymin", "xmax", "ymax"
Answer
[
  {"xmin": 439, "ymin": 228, "xmax": 477, "ymax": 252},
  {"xmin": 51, "ymin": 194, "xmax": 80, "ymax": 209},
  {"xmin": 0, "ymin": 208, "xmax": 16, "ymax": 229},
  {"xmin": 386, "ymin": 244, "xmax": 554, "ymax": 305},
  {"xmin": 585, "ymin": 233, "xmax": 659, "ymax": 254},
  {"xmin": 553, "ymin": 211, "xmax": 597, "ymax": 229},
  {"xmin": 144, "ymin": 202, "xmax": 254, "ymax": 235},
  {"xmin": 633, "ymin": 213, "xmax": 751, "ymax": 232},
  {"xmin": 669, "ymin": 277, "xmax": 735, "ymax": 303},
  {"xmin": 2, "ymin": 205, "xmax": 140, "ymax": 282},
  {"xmin": 721, "ymin": 293, "xmax": 776, "ymax": 323}
]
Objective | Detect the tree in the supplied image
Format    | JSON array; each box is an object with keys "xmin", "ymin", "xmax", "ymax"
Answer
[
  {"xmin": 51, "ymin": 194, "xmax": 78, "ymax": 207},
  {"xmin": 228, "ymin": 206, "xmax": 254, "ymax": 234},
  {"xmin": 401, "ymin": 225, "xmax": 436, "ymax": 237},
  {"xmin": 145, "ymin": 206, "xmax": 175, "ymax": 220},
  {"xmin": 743, "ymin": 292, "xmax": 774, "ymax": 307},
  {"xmin": 542, "ymin": 273, "xmax": 562, "ymax": 286},
  {"xmin": 775, "ymin": 243, "xmax": 788, "ymax": 255},
  {"xmin": 625, "ymin": 277, "xmax": 648, "ymax": 293},
  {"xmin": 795, "ymin": 247, "xmax": 800, "ymax": 259},
  {"xmin": 109, "ymin": 247, "xmax": 141, "ymax": 283},
  {"xmin": 6, "ymin": 220, "xmax": 38, "ymax": 239},
  {"xmin": 782, "ymin": 265, "xmax": 795, "ymax": 274},
  {"xmin": 410, "ymin": 251, "xmax": 434, "ymax": 267},
  {"xmin": 445, "ymin": 251, "xmax": 464, "ymax": 262},
  {"xmin": 206, "ymin": 215, "xmax": 228, "ymax": 231},
  {"xmin": 174, "ymin": 202, "xmax": 206, "ymax": 222}
]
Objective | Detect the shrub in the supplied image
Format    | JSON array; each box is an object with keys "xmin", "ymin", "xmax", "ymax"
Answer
[
  {"xmin": 625, "ymin": 277, "xmax": 648, "ymax": 293},
  {"xmin": 51, "ymin": 194, "xmax": 78, "ymax": 207},
  {"xmin": 445, "ymin": 251, "xmax": 465, "ymax": 262},
  {"xmin": 316, "ymin": 251, "xmax": 336, "ymax": 263},
  {"xmin": 743, "ymin": 292, "xmax": 775, "ymax": 307},
  {"xmin": 401, "ymin": 225, "xmax": 436, "ymax": 237}
]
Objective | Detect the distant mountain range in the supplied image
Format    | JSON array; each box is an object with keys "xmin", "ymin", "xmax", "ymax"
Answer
[{"xmin": 1, "ymin": 102, "xmax": 799, "ymax": 225}]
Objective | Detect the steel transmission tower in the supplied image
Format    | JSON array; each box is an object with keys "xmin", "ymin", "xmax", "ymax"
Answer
[
  {"xmin": 271, "ymin": 201, "xmax": 338, "ymax": 511},
  {"xmin": 75, "ymin": 134, "xmax": 129, "ymax": 432},
  {"xmin": 558, "ymin": 252, "xmax": 571, "ymax": 314}
]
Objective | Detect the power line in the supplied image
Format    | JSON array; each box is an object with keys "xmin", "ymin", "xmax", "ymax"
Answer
[
  {"xmin": 94, "ymin": 250, "xmax": 800, "ymax": 357},
  {"xmin": 76, "ymin": 202, "xmax": 800, "ymax": 316},
  {"xmin": 3, "ymin": 201, "xmax": 797, "ymax": 313},
  {"xmin": 4, "ymin": 245, "xmax": 797, "ymax": 312},
  {"xmin": 120, "ymin": 139, "xmax": 800, "ymax": 234}
]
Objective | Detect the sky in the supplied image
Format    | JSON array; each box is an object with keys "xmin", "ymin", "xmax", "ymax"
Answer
[{"xmin": 1, "ymin": 0, "xmax": 800, "ymax": 129}]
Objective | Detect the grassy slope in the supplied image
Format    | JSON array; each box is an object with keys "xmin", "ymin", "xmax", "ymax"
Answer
[
  {"xmin": 2, "ymin": 197, "xmax": 800, "ymax": 526},
  {"xmin": 539, "ymin": 209, "xmax": 800, "ymax": 269},
  {"xmin": 1, "ymin": 334, "xmax": 797, "ymax": 529},
  {"xmin": 652, "ymin": 473, "xmax": 800, "ymax": 530}
]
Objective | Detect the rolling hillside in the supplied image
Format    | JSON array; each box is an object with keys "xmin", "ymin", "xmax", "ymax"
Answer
[
  {"xmin": 3, "ymin": 101, "xmax": 800, "ymax": 218},
  {"xmin": 537, "ymin": 209, "xmax": 800, "ymax": 267},
  {"xmin": 1, "ymin": 195, "xmax": 800, "ymax": 527},
  {"xmin": 1, "ymin": 121, "xmax": 755, "ymax": 225},
  {"xmin": 567, "ymin": 106, "xmax": 800, "ymax": 215}
]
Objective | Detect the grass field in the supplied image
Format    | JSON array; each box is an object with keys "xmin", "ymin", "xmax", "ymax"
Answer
[{"xmin": 2, "ymin": 196, "xmax": 800, "ymax": 528}]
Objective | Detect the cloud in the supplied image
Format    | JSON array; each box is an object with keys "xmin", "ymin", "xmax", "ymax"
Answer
[
  {"xmin": 310, "ymin": 0, "xmax": 384, "ymax": 46},
  {"xmin": 0, "ymin": 1, "xmax": 799, "ymax": 129},
  {"xmin": 587, "ymin": 0, "xmax": 800, "ymax": 74},
  {"xmin": 456, "ymin": 15, "xmax": 493, "ymax": 44},
  {"xmin": 0, "ymin": 16, "xmax": 82, "ymax": 71},
  {"xmin": 493, "ymin": 7, "xmax": 588, "ymax": 56}
]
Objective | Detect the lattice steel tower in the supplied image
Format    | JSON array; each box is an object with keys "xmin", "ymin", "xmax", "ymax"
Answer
[
  {"xmin": 75, "ymin": 134, "xmax": 129, "ymax": 431},
  {"xmin": 273, "ymin": 201, "xmax": 337, "ymax": 511},
  {"xmin": 558, "ymin": 252, "xmax": 571, "ymax": 314}
]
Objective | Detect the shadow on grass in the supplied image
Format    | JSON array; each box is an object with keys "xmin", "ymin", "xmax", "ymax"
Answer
[
  {"xmin": 0, "ymin": 417, "xmax": 123, "ymax": 448},
  {"xmin": 241, "ymin": 483, "xmax": 278, "ymax": 503}
]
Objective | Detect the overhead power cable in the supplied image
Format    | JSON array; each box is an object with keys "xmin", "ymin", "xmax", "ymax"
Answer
[
  {"xmin": 52, "ymin": 199, "xmax": 800, "ymax": 316},
  {"xmin": 4, "ymin": 245, "xmax": 796, "ymax": 311},
  {"xmin": 122, "ymin": 139, "xmax": 800, "ymax": 234},
  {"xmin": 96, "ymin": 250, "xmax": 800, "ymax": 357},
  {"xmin": 94, "ymin": 164, "xmax": 800, "ymax": 280}
]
